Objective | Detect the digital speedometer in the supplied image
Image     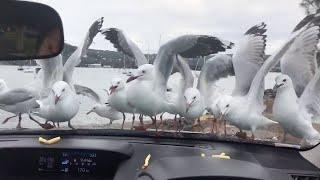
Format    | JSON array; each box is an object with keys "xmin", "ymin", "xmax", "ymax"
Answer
[{"xmin": 38, "ymin": 150, "xmax": 98, "ymax": 174}]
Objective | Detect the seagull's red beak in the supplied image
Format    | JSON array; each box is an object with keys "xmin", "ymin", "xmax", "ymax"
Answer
[
  {"xmin": 126, "ymin": 75, "xmax": 140, "ymax": 83},
  {"xmin": 86, "ymin": 109, "xmax": 93, "ymax": 115},
  {"xmin": 186, "ymin": 99, "xmax": 195, "ymax": 113},
  {"xmin": 109, "ymin": 85, "xmax": 118, "ymax": 94},
  {"xmin": 55, "ymin": 95, "xmax": 60, "ymax": 105},
  {"xmin": 186, "ymin": 103, "xmax": 191, "ymax": 113}
]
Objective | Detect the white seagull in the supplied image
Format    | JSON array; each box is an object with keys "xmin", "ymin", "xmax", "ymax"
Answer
[
  {"xmin": 184, "ymin": 22, "xmax": 267, "ymax": 134},
  {"xmin": 87, "ymin": 103, "xmax": 122, "ymax": 125},
  {"xmin": 126, "ymin": 34, "xmax": 233, "ymax": 132},
  {"xmin": 218, "ymin": 25, "xmax": 320, "ymax": 139},
  {"xmin": 273, "ymin": 75, "xmax": 320, "ymax": 144},
  {"xmin": 165, "ymin": 54, "xmax": 195, "ymax": 130},
  {"xmin": 0, "ymin": 79, "xmax": 53, "ymax": 129},
  {"xmin": 272, "ymin": 25, "xmax": 320, "ymax": 144},
  {"xmin": 108, "ymin": 77, "xmax": 137, "ymax": 129},
  {"xmin": 29, "ymin": 17, "xmax": 104, "ymax": 128},
  {"xmin": 85, "ymin": 86, "xmax": 122, "ymax": 125},
  {"xmin": 33, "ymin": 81, "xmax": 79, "ymax": 129},
  {"xmin": 101, "ymin": 27, "xmax": 149, "ymax": 127}
]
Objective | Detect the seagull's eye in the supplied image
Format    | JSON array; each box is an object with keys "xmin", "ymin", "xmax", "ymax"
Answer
[
  {"xmin": 193, "ymin": 96, "xmax": 196, "ymax": 100},
  {"xmin": 226, "ymin": 104, "xmax": 230, "ymax": 108},
  {"xmin": 142, "ymin": 70, "xmax": 146, "ymax": 73},
  {"xmin": 283, "ymin": 79, "xmax": 287, "ymax": 82},
  {"xmin": 62, "ymin": 88, "xmax": 65, "ymax": 92},
  {"xmin": 117, "ymin": 82, "xmax": 120, "ymax": 84}
]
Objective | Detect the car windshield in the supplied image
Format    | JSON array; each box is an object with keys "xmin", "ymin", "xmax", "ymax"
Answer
[{"xmin": 0, "ymin": 0, "xmax": 319, "ymax": 149}]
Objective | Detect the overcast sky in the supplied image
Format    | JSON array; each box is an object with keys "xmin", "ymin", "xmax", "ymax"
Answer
[{"xmin": 33, "ymin": 0, "xmax": 305, "ymax": 54}]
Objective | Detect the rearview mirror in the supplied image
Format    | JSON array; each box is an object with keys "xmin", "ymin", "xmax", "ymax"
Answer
[{"xmin": 0, "ymin": 1, "xmax": 64, "ymax": 60}]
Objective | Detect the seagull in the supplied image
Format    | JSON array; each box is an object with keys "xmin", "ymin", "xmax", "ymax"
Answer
[
  {"xmin": 218, "ymin": 25, "xmax": 320, "ymax": 139},
  {"xmin": 272, "ymin": 25, "xmax": 320, "ymax": 144},
  {"xmin": 25, "ymin": 17, "xmax": 104, "ymax": 129},
  {"xmin": 126, "ymin": 34, "xmax": 233, "ymax": 132},
  {"xmin": 101, "ymin": 27, "xmax": 149, "ymax": 126},
  {"xmin": 85, "ymin": 88, "xmax": 123, "ymax": 126},
  {"xmin": 108, "ymin": 77, "xmax": 137, "ymax": 129},
  {"xmin": 273, "ymin": 75, "xmax": 320, "ymax": 144},
  {"xmin": 0, "ymin": 79, "xmax": 53, "ymax": 129},
  {"xmin": 165, "ymin": 55, "xmax": 195, "ymax": 131},
  {"xmin": 33, "ymin": 81, "xmax": 79, "ymax": 129},
  {"xmin": 87, "ymin": 103, "xmax": 122, "ymax": 125},
  {"xmin": 184, "ymin": 22, "xmax": 267, "ymax": 134}
]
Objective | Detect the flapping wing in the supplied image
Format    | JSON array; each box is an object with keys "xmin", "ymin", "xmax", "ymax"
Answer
[
  {"xmin": 174, "ymin": 54, "xmax": 194, "ymax": 93},
  {"xmin": 74, "ymin": 84, "xmax": 101, "ymax": 103},
  {"xmin": 299, "ymin": 67, "xmax": 320, "ymax": 118},
  {"xmin": 197, "ymin": 54, "xmax": 234, "ymax": 105},
  {"xmin": 232, "ymin": 22, "xmax": 267, "ymax": 96},
  {"xmin": 281, "ymin": 24, "xmax": 319, "ymax": 96},
  {"xmin": 153, "ymin": 34, "xmax": 233, "ymax": 96},
  {"xmin": 247, "ymin": 26, "xmax": 320, "ymax": 112},
  {"xmin": 101, "ymin": 28, "xmax": 148, "ymax": 66},
  {"xmin": 63, "ymin": 17, "xmax": 103, "ymax": 84},
  {"xmin": 171, "ymin": 35, "xmax": 234, "ymax": 58},
  {"xmin": 292, "ymin": 11, "xmax": 320, "ymax": 32},
  {"xmin": 36, "ymin": 55, "xmax": 64, "ymax": 96},
  {"xmin": 0, "ymin": 88, "xmax": 35, "ymax": 106}
]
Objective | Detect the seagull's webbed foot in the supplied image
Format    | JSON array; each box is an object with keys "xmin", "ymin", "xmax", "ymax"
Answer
[
  {"xmin": 235, "ymin": 129, "xmax": 247, "ymax": 139},
  {"xmin": 41, "ymin": 123, "xmax": 55, "ymax": 130},
  {"xmin": 29, "ymin": 114, "xmax": 55, "ymax": 130}
]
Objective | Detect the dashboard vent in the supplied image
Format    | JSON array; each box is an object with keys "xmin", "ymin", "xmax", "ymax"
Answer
[{"xmin": 291, "ymin": 174, "xmax": 320, "ymax": 180}]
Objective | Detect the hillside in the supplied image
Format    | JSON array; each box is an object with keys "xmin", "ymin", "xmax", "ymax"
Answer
[{"xmin": 0, "ymin": 43, "xmax": 291, "ymax": 72}]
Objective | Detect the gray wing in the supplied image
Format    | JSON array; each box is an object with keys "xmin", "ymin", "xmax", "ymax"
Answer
[
  {"xmin": 247, "ymin": 26, "xmax": 320, "ymax": 112},
  {"xmin": 281, "ymin": 24, "xmax": 319, "ymax": 97},
  {"xmin": 232, "ymin": 22, "xmax": 267, "ymax": 96},
  {"xmin": 197, "ymin": 54, "xmax": 234, "ymax": 104},
  {"xmin": 74, "ymin": 84, "xmax": 101, "ymax": 103},
  {"xmin": 63, "ymin": 17, "xmax": 103, "ymax": 84},
  {"xmin": 299, "ymin": 67, "xmax": 320, "ymax": 118},
  {"xmin": 101, "ymin": 28, "xmax": 148, "ymax": 66},
  {"xmin": 153, "ymin": 34, "xmax": 233, "ymax": 96},
  {"xmin": 292, "ymin": 11, "xmax": 320, "ymax": 32},
  {"xmin": 174, "ymin": 54, "xmax": 194, "ymax": 93},
  {"xmin": 0, "ymin": 88, "xmax": 35, "ymax": 105}
]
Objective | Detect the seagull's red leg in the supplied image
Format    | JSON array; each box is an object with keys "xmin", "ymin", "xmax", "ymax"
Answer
[{"xmin": 2, "ymin": 115, "xmax": 18, "ymax": 124}]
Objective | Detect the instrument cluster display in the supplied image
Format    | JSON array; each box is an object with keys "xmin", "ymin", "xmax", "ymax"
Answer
[{"xmin": 38, "ymin": 150, "xmax": 97, "ymax": 174}]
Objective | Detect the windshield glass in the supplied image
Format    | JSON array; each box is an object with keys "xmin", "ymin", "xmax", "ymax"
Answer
[{"xmin": 0, "ymin": 0, "xmax": 319, "ymax": 149}]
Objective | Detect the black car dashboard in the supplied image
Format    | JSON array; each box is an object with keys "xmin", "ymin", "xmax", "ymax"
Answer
[{"xmin": 0, "ymin": 132, "xmax": 318, "ymax": 180}]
